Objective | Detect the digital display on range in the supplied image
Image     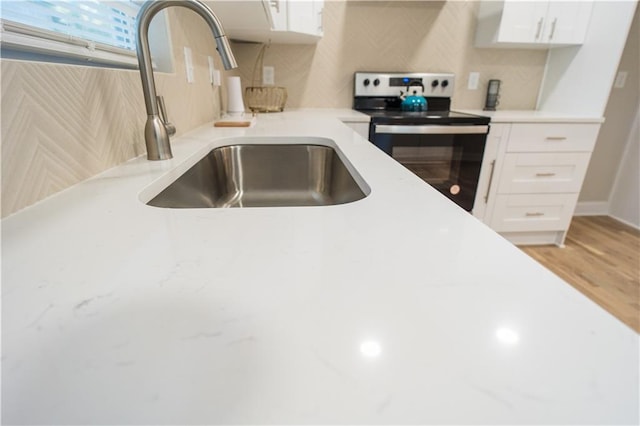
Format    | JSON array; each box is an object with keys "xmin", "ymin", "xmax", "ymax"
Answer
[{"xmin": 390, "ymin": 77, "xmax": 422, "ymax": 87}]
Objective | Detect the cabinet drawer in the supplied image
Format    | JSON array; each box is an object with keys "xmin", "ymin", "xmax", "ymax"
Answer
[
  {"xmin": 507, "ymin": 123, "xmax": 600, "ymax": 152},
  {"xmin": 498, "ymin": 152, "xmax": 591, "ymax": 194},
  {"xmin": 490, "ymin": 193, "xmax": 578, "ymax": 232}
]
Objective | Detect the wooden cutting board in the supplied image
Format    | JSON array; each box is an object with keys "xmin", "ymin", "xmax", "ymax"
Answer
[
  {"xmin": 214, "ymin": 121, "xmax": 253, "ymax": 127},
  {"xmin": 214, "ymin": 114, "xmax": 257, "ymax": 128}
]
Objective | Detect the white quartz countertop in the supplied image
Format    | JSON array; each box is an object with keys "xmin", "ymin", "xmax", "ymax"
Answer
[
  {"xmin": 296, "ymin": 107, "xmax": 372, "ymax": 122},
  {"xmin": 298, "ymin": 107, "xmax": 606, "ymax": 124},
  {"xmin": 2, "ymin": 110, "xmax": 637, "ymax": 425},
  {"xmin": 458, "ymin": 109, "xmax": 605, "ymax": 123}
]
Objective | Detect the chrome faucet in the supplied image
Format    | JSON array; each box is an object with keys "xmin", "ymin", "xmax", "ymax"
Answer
[{"xmin": 136, "ymin": 0, "xmax": 238, "ymax": 160}]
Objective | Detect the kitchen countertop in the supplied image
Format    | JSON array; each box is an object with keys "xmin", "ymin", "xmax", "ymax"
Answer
[
  {"xmin": 305, "ymin": 107, "xmax": 606, "ymax": 124},
  {"xmin": 2, "ymin": 110, "xmax": 637, "ymax": 424},
  {"xmin": 458, "ymin": 109, "xmax": 605, "ymax": 123},
  {"xmin": 296, "ymin": 107, "xmax": 372, "ymax": 122}
]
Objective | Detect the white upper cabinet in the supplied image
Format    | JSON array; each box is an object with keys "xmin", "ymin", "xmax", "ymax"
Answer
[
  {"xmin": 542, "ymin": 1, "xmax": 593, "ymax": 45},
  {"xmin": 205, "ymin": 0, "xmax": 324, "ymax": 44},
  {"xmin": 269, "ymin": 0, "xmax": 289, "ymax": 32},
  {"xmin": 475, "ymin": 0, "xmax": 594, "ymax": 48},
  {"xmin": 286, "ymin": 0, "xmax": 324, "ymax": 37},
  {"xmin": 497, "ymin": 1, "xmax": 549, "ymax": 44}
]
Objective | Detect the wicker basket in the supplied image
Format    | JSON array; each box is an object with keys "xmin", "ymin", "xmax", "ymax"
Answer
[
  {"xmin": 245, "ymin": 87, "xmax": 287, "ymax": 112},
  {"xmin": 245, "ymin": 44, "xmax": 287, "ymax": 113}
]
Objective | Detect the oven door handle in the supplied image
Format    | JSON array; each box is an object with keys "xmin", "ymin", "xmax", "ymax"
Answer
[{"xmin": 375, "ymin": 124, "xmax": 489, "ymax": 135}]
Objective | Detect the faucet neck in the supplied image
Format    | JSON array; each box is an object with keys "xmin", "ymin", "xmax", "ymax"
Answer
[
  {"xmin": 135, "ymin": 0, "xmax": 238, "ymax": 160},
  {"xmin": 136, "ymin": 0, "xmax": 238, "ymax": 115}
]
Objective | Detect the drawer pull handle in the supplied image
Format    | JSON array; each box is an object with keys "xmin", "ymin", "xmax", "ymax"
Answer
[
  {"xmin": 526, "ymin": 212, "xmax": 545, "ymax": 217},
  {"xmin": 536, "ymin": 172, "xmax": 556, "ymax": 177},
  {"xmin": 484, "ymin": 160, "xmax": 496, "ymax": 203},
  {"xmin": 549, "ymin": 18, "xmax": 558, "ymax": 40},
  {"xmin": 545, "ymin": 136, "xmax": 567, "ymax": 141},
  {"xmin": 535, "ymin": 18, "xmax": 544, "ymax": 40}
]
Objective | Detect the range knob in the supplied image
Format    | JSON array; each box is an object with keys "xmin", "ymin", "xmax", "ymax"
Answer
[
  {"xmin": 441, "ymin": 80, "xmax": 449, "ymax": 88},
  {"xmin": 373, "ymin": 78, "xmax": 380, "ymax": 86},
  {"xmin": 363, "ymin": 78, "xmax": 370, "ymax": 86},
  {"xmin": 431, "ymin": 80, "xmax": 439, "ymax": 88}
]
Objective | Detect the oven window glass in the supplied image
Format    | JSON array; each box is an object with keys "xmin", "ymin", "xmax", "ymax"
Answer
[
  {"xmin": 371, "ymin": 129, "xmax": 487, "ymax": 211},
  {"xmin": 392, "ymin": 145, "xmax": 462, "ymax": 184}
]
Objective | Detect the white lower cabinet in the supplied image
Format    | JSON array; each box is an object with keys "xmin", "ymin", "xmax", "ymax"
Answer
[
  {"xmin": 473, "ymin": 123, "xmax": 509, "ymax": 221},
  {"xmin": 478, "ymin": 121, "xmax": 601, "ymax": 246},
  {"xmin": 506, "ymin": 123, "xmax": 600, "ymax": 152},
  {"xmin": 490, "ymin": 193, "xmax": 579, "ymax": 233},
  {"xmin": 498, "ymin": 152, "xmax": 591, "ymax": 194}
]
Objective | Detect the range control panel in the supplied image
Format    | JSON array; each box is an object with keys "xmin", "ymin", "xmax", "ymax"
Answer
[{"xmin": 355, "ymin": 72, "xmax": 455, "ymax": 98}]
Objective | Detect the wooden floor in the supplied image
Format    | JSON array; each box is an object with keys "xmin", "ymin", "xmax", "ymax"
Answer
[{"xmin": 520, "ymin": 216, "xmax": 640, "ymax": 333}]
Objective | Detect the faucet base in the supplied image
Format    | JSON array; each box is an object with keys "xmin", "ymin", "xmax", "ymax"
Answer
[{"xmin": 145, "ymin": 115, "xmax": 173, "ymax": 160}]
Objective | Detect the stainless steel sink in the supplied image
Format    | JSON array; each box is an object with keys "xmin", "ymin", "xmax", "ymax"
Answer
[{"xmin": 146, "ymin": 143, "xmax": 369, "ymax": 208}]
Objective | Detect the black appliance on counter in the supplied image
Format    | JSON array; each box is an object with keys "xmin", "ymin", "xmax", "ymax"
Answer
[{"xmin": 354, "ymin": 72, "xmax": 491, "ymax": 212}]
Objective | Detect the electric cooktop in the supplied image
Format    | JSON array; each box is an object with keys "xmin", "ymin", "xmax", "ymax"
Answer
[{"xmin": 361, "ymin": 109, "xmax": 491, "ymax": 125}]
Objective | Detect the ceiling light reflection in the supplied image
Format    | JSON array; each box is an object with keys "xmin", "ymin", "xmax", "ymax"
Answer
[
  {"xmin": 360, "ymin": 340, "xmax": 382, "ymax": 358},
  {"xmin": 495, "ymin": 327, "xmax": 519, "ymax": 345}
]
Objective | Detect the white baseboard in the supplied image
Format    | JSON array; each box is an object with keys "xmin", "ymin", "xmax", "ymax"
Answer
[
  {"xmin": 574, "ymin": 201, "xmax": 609, "ymax": 216},
  {"xmin": 573, "ymin": 202, "xmax": 639, "ymax": 230},
  {"xmin": 608, "ymin": 213, "xmax": 640, "ymax": 231}
]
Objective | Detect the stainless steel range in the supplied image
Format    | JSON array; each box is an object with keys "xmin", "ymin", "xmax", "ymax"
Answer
[{"xmin": 354, "ymin": 72, "xmax": 490, "ymax": 212}]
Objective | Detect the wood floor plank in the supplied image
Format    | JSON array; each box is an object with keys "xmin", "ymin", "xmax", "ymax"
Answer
[{"xmin": 520, "ymin": 216, "xmax": 640, "ymax": 333}]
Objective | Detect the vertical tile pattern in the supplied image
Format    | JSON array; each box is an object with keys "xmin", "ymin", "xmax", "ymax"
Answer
[{"xmin": 1, "ymin": 9, "xmax": 224, "ymax": 218}]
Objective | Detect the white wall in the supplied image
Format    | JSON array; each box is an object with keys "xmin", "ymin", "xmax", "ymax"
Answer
[
  {"xmin": 537, "ymin": 1, "xmax": 637, "ymax": 116},
  {"xmin": 574, "ymin": 2, "xmax": 639, "ymax": 224},
  {"xmin": 609, "ymin": 106, "xmax": 640, "ymax": 228}
]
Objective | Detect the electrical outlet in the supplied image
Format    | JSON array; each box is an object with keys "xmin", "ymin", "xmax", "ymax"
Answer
[
  {"xmin": 212, "ymin": 70, "xmax": 221, "ymax": 87},
  {"xmin": 207, "ymin": 56, "xmax": 222, "ymax": 86},
  {"xmin": 184, "ymin": 47, "xmax": 194, "ymax": 83},
  {"xmin": 614, "ymin": 71, "xmax": 628, "ymax": 88},
  {"xmin": 263, "ymin": 66, "xmax": 275, "ymax": 86},
  {"xmin": 468, "ymin": 72, "xmax": 479, "ymax": 90},
  {"xmin": 207, "ymin": 56, "xmax": 215, "ymax": 85}
]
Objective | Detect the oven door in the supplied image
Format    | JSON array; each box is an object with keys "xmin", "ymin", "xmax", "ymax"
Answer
[{"xmin": 371, "ymin": 124, "xmax": 489, "ymax": 211}]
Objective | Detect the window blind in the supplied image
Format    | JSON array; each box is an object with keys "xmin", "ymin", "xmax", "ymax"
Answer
[{"xmin": 0, "ymin": 0, "xmax": 142, "ymax": 66}]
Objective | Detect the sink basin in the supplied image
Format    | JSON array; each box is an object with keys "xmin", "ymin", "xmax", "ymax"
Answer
[{"xmin": 146, "ymin": 141, "xmax": 369, "ymax": 208}]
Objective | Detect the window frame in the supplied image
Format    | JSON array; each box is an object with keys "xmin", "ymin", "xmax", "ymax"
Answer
[{"xmin": 0, "ymin": 1, "xmax": 171, "ymax": 70}]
